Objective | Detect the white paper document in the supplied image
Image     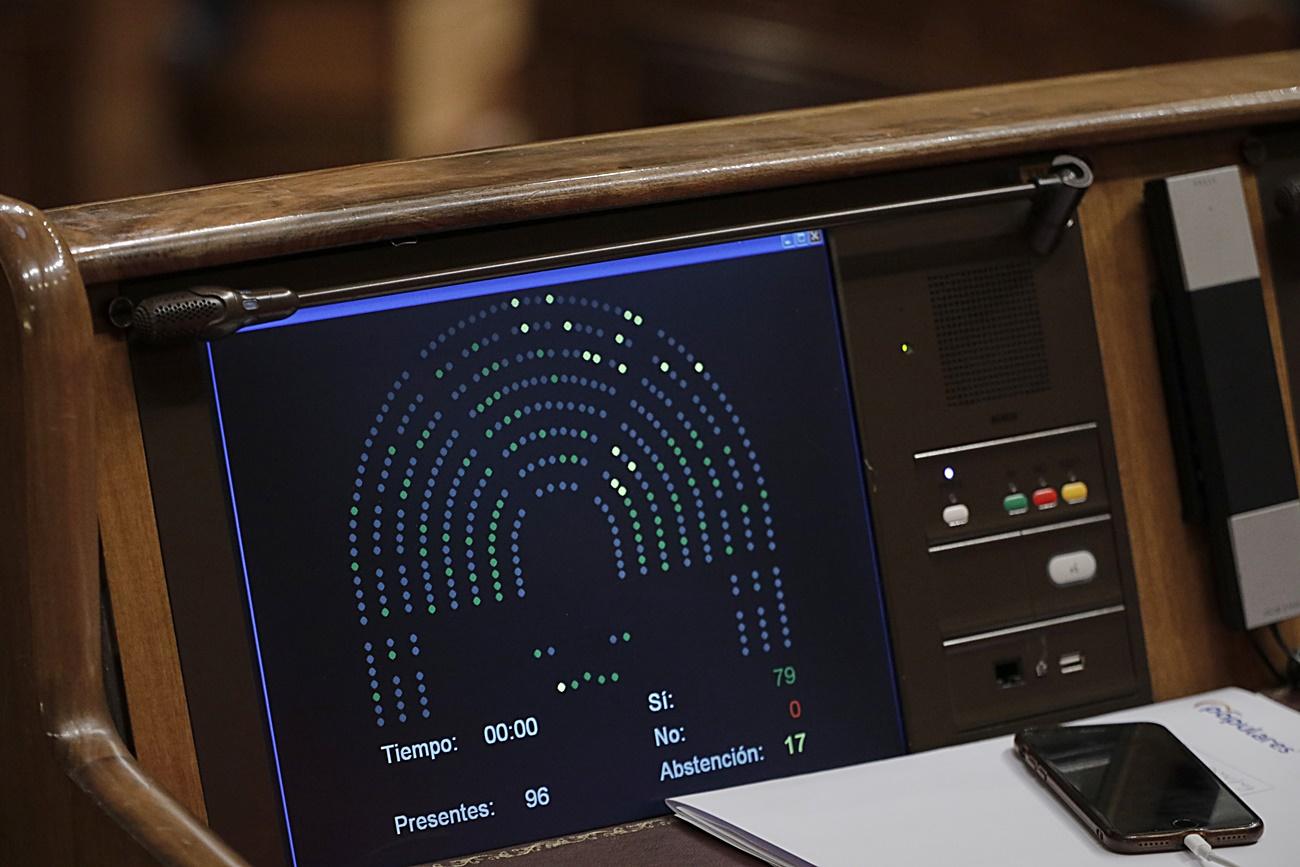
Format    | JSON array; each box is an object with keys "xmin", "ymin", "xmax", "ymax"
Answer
[{"xmin": 667, "ymin": 688, "xmax": 1300, "ymax": 866}]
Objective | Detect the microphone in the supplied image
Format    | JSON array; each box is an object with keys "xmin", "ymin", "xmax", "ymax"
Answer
[
  {"xmin": 1028, "ymin": 155, "xmax": 1093, "ymax": 256},
  {"xmin": 109, "ymin": 286, "xmax": 299, "ymax": 343}
]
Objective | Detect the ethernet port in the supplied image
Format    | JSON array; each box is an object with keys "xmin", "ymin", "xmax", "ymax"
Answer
[{"xmin": 995, "ymin": 658, "xmax": 1024, "ymax": 688}]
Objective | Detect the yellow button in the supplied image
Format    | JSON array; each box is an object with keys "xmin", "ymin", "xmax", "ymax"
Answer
[{"xmin": 1062, "ymin": 481, "xmax": 1088, "ymax": 505}]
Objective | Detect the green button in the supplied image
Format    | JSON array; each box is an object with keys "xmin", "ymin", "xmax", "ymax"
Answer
[{"xmin": 1003, "ymin": 493, "xmax": 1029, "ymax": 515}]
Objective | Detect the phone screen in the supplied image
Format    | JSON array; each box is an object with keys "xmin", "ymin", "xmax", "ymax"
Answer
[{"xmin": 1019, "ymin": 723, "xmax": 1259, "ymax": 836}]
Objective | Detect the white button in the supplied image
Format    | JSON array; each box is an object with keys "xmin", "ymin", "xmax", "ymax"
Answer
[
  {"xmin": 1048, "ymin": 551, "xmax": 1097, "ymax": 586},
  {"xmin": 942, "ymin": 504, "xmax": 969, "ymax": 527}
]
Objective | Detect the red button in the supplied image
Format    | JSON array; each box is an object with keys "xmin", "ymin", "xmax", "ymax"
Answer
[{"xmin": 1032, "ymin": 487, "xmax": 1058, "ymax": 509}]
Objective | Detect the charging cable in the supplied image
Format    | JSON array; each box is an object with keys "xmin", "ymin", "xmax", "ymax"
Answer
[
  {"xmin": 1268, "ymin": 624, "xmax": 1300, "ymax": 688},
  {"xmin": 1183, "ymin": 833, "xmax": 1245, "ymax": 867}
]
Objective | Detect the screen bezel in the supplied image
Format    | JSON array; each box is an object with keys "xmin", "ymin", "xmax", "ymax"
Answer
[{"xmin": 126, "ymin": 156, "xmax": 1030, "ymax": 864}]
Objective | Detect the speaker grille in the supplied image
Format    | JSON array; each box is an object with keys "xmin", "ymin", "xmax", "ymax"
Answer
[{"xmin": 928, "ymin": 260, "xmax": 1050, "ymax": 406}]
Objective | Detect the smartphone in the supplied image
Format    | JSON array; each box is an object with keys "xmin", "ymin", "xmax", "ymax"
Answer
[{"xmin": 1014, "ymin": 722, "xmax": 1263, "ymax": 854}]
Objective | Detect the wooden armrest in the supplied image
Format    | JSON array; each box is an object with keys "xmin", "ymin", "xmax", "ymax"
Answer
[{"xmin": 0, "ymin": 195, "xmax": 247, "ymax": 867}]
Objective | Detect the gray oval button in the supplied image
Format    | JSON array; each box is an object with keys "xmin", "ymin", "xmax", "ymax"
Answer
[{"xmin": 1048, "ymin": 550, "xmax": 1097, "ymax": 586}]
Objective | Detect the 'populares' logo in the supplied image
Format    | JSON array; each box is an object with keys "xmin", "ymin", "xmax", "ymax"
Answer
[{"xmin": 1193, "ymin": 700, "xmax": 1296, "ymax": 754}]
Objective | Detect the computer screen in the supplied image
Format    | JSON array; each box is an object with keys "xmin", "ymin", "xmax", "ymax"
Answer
[{"xmin": 205, "ymin": 230, "xmax": 904, "ymax": 866}]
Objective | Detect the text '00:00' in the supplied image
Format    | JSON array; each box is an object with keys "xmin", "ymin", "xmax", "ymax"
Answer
[{"xmin": 483, "ymin": 716, "xmax": 541, "ymax": 744}]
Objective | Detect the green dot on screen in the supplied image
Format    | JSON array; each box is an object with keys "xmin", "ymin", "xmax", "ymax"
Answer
[
  {"xmin": 372, "ymin": 692, "xmax": 381, "ymax": 702},
  {"xmin": 428, "ymin": 605, "xmax": 436, "ymax": 614},
  {"xmin": 388, "ymin": 650, "xmax": 396, "ymax": 660},
  {"xmin": 622, "ymin": 632, "xmax": 631, "ymax": 641},
  {"xmin": 533, "ymin": 649, "xmax": 542, "ymax": 659},
  {"xmin": 381, "ymin": 607, "xmax": 389, "ymax": 617},
  {"xmin": 611, "ymin": 673, "xmax": 620, "ymax": 682},
  {"xmin": 473, "ymin": 597, "xmax": 482, "ymax": 606}
]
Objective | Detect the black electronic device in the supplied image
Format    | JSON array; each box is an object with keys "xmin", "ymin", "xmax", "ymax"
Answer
[
  {"xmin": 123, "ymin": 156, "xmax": 1151, "ymax": 865},
  {"xmin": 1015, "ymin": 723, "xmax": 1264, "ymax": 854},
  {"xmin": 1147, "ymin": 165, "xmax": 1300, "ymax": 630}
]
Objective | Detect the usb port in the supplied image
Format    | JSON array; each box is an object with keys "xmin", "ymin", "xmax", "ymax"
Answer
[{"xmin": 1059, "ymin": 652, "xmax": 1085, "ymax": 674}]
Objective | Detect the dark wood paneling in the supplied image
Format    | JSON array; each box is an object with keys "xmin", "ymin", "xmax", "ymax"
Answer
[{"xmin": 4, "ymin": 51, "xmax": 1300, "ymax": 866}]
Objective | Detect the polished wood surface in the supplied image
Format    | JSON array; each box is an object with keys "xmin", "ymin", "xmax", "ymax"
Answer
[
  {"xmin": 94, "ymin": 329, "xmax": 208, "ymax": 819},
  {"xmin": 48, "ymin": 50, "xmax": 1300, "ymax": 284},
  {"xmin": 0, "ymin": 196, "xmax": 247, "ymax": 865}
]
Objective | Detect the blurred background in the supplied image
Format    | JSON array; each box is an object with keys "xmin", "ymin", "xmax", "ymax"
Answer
[{"xmin": 3, "ymin": 0, "xmax": 1298, "ymax": 208}]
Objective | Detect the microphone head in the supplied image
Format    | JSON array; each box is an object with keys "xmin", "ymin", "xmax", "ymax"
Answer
[
  {"xmin": 111, "ymin": 286, "xmax": 299, "ymax": 343},
  {"xmin": 128, "ymin": 290, "xmax": 229, "ymax": 343}
]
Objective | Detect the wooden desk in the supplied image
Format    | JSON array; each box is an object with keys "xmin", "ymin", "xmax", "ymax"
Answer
[{"xmin": 3, "ymin": 50, "xmax": 1300, "ymax": 867}]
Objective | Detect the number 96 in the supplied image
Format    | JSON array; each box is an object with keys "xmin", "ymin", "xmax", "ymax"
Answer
[{"xmin": 524, "ymin": 786, "xmax": 550, "ymax": 809}]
